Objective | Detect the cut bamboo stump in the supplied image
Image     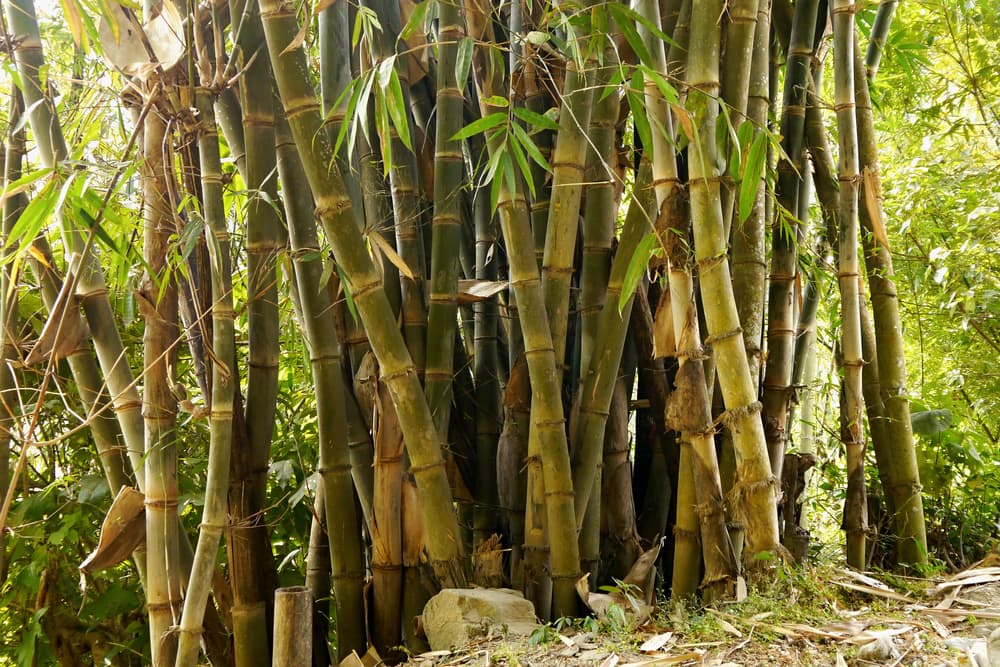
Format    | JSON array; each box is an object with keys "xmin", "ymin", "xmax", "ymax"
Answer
[{"xmin": 273, "ymin": 586, "xmax": 313, "ymax": 666}]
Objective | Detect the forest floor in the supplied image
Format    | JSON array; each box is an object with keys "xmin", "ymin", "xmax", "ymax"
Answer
[{"xmin": 398, "ymin": 554, "xmax": 1000, "ymax": 667}]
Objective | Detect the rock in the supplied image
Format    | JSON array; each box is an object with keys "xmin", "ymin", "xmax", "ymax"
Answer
[
  {"xmin": 857, "ymin": 636, "xmax": 894, "ymax": 662},
  {"xmin": 422, "ymin": 588, "xmax": 539, "ymax": 651},
  {"xmin": 988, "ymin": 626, "xmax": 1000, "ymax": 667}
]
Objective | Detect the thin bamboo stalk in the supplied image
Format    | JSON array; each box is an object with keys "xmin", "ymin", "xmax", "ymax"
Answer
[
  {"xmin": 259, "ymin": 0, "xmax": 466, "ymax": 586},
  {"xmin": 176, "ymin": 70, "xmax": 237, "ymax": 667},
  {"xmin": 227, "ymin": 0, "xmax": 284, "ymax": 644},
  {"xmin": 864, "ymin": 0, "xmax": 898, "ymax": 80},
  {"xmin": 423, "ymin": 0, "xmax": 469, "ymax": 438}
]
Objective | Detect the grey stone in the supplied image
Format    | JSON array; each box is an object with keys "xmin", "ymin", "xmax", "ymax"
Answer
[
  {"xmin": 857, "ymin": 636, "xmax": 894, "ymax": 662},
  {"xmin": 422, "ymin": 588, "xmax": 539, "ymax": 651}
]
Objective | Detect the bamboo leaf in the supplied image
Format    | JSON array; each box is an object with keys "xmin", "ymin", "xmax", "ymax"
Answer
[
  {"xmin": 5, "ymin": 181, "xmax": 58, "ymax": 261},
  {"xmin": 670, "ymin": 103, "xmax": 695, "ymax": 142},
  {"xmin": 607, "ymin": 2, "xmax": 650, "ymax": 66},
  {"xmin": 0, "ymin": 167, "xmax": 53, "ymax": 202},
  {"xmin": 400, "ymin": 0, "xmax": 428, "ymax": 39},
  {"xmin": 455, "ymin": 36, "xmax": 474, "ymax": 87},
  {"xmin": 369, "ymin": 230, "xmax": 416, "ymax": 280},
  {"xmin": 638, "ymin": 65, "xmax": 680, "ymax": 105},
  {"xmin": 482, "ymin": 95, "xmax": 509, "ymax": 108},
  {"xmin": 739, "ymin": 132, "xmax": 767, "ymax": 223},
  {"xmin": 619, "ymin": 233, "xmax": 656, "ymax": 313},
  {"xmin": 627, "ymin": 74, "xmax": 652, "ymax": 155},
  {"xmin": 510, "ymin": 122, "xmax": 550, "ymax": 171},
  {"xmin": 385, "ymin": 68, "xmax": 412, "ymax": 150},
  {"xmin": 451, "ymin": 112, "xmax": 507, "ymax": 141},
  {"xmin": 58, "ymin": 0, "xmax": 86, "ymax": 47},
  {"xmin": 512, "ymin": 106, "xmax": 560, "ymax": 132},
  {"xmin": 507, "ymin": 128, "xmax": 534, "ymax": 197},
  {"xmin": 280, "ymin": 8, "xmax": 311, "ymax": 55}
]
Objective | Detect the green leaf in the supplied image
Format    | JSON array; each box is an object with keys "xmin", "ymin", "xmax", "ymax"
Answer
[
  {"xmin": 385, "ymin": 68, "xmax": 412, "ymax": 150},
  {"xmin": 507, "ymin": 128, "xmax": 534, "ymax": 197},
  {"xmin": 738, "ymin": 131, "xmax": 767, "ymax": 223},
  {"xmin": 451, "ymin": 112, "xmax": 507, "ymax": 141},
  {"xmin": 627, "ymin": 74, "xmax": 652, "ymax": 156},
  {"xmin": 455, "ymin": 36, "xmax": 474, "ymax": 87},
  {"xmin": 638, "ymin": 65, "xmax": 679, "ymax": 105},
  {"xmin": 607, "ymin": 2, "xmax": 651, "ymax": 67},
  {"xmin": 510, "ymin": 121, "xmax": 550, "ymax": 171},
  {"xmin": 512, "ymin": 106, "xmax": 560, "ymax": 131},
  {"xmin": 619, "ymin": 233, "xmax": 656, "ymax": 313},
  {"xmin": 400, "ymin": 0, "xmax": 428, "ymax": 40},
  {"xmin": 482, "ymin": 95, "xmax": 509, "ymax": 108}
]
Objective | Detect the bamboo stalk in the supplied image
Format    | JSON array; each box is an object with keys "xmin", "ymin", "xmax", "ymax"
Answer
[
  {"xmin": 275, "ymin": 115, "xmax": 367, "ymax": 658},
  {"xmin": 761, "ymin": 0, "xmax": 820, "ymax": 482},
  {"xmin": 175, "ymin": 68, "xmax": 237, "ymax": 667},
  {"xmin": 686, "ymin": 0, "xmax": 780, "ymax": 565},
  {"xmin": 851, "ymin": 32, "xmax": 927, "ymax": 568},
  {"xmin": 831, "ymin": 0, "xmax": 867, "ymax": 569},
  {"xmin": 272, "ymin": 587, "xmax": 314, "ymax": 667},
  {"xmin": 226, "ymin": 0, "xmax": 284, "ymax": 645},
  {"xmin": 864, "ymin": 0, "xmax": 898, "ymax": 80},
  {"xmin": 423, "ymin": 0, "xmax": 469, "ymax": 438},
  {"xmin": 259, "ymin": 0, "xmax": 466, "ymax": 586}
]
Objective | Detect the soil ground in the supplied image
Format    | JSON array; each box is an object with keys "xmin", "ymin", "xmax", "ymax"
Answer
[{"xmin": 399, "ymin": 557, "xmax": 1000, "ymax": 667}]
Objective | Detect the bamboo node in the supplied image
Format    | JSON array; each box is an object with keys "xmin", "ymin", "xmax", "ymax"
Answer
[
  {"xmin": 842, "ymin": 359, "xmax": 865, "ymax": 368},
  {"xmin": 144, "ymin": 498, "xmax": 180, "ymax": 510},
  {"xmin": 704, "ymin": 327, "xmax": 743, "ymax": 345},
  {"xmin": 719, "ymin": 401, "xmax": 763, "ymax": 429},
  {"xmin": 696, "ymin": 252, "xmax": 728, "ymax": 273},
  {"xmin": 673, "ymin": 526, "xmax": 699, "ymax": 542},
  {"xmin": 408, "ymin": 459, "xmax": 447, "ymax": 475},
  {"xmin": 837, "ymin": 271, "xmax": 861, "ymax": 280},
  {"xmin": 550, "ymin": 572, "xmax": 583, "ymax": 581},
  {"xmin": 316, "ymin": 463, "xmax": 352, "ymax": 474}
]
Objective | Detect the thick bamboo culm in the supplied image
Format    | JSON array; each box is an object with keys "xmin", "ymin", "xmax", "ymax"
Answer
[{"xmin": 272, "ymin": 587, "xmax": 314, "ymax": 667}]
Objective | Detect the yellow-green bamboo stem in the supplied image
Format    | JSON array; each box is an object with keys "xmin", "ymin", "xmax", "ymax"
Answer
[
  {"xmin": 864, "ymin": 0, "xmax": 898, "ymax": 80},
  {"xmin": 272, "ymin": 587, "xmax": 314, "ymax": 666},
  {"xmin": 687, "ymin": 0, "xmax": 780, "ymax": 565},
  {"xmin": 259, "ymin": 0, "xmax": 466, "ymax": 586},
  {"xmin": 176, "ymin": 80, "xmax": 236, "ymax": 667}
]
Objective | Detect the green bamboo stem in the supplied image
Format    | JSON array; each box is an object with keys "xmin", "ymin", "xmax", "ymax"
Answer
[
  {"xmin": 365, "ymin": 0, "xmax": 428, "ymax": 372},
  {"xmin": 686, "ymin": 0, "xmax": 780, "ymax": 565},
  {"xmin": 226, "ymin": 0, "xmax": 284, "ymax": 642},
  {"xmin": 719, "ymin": 0, "xmax": 760, "ymax": 236},
  {"xmin": 761, "ymin": 0, "xmax": 820, "ymax": 480},
  {"xmin": 831, "ymin": 0, "xmax": 867, "ymax": 569},
  {"xmin": 3, "ymin": 0, "xmax": 146, "ymax": 491},
  {"xmin": 176, "ymin": 81, "xmax": 237, "ymax": 667},
  {"xmin": 864, "ymin": 0, "xmax": 898, "ymax": 80},
  {"xmin": 423, "ymin": 0, "xmax": 469, "ymax": 438},
  {"xmin": 540, "ymin": 0, "xmax": 597, "ymax": 374},
  {"xmin": 274, "ymin": 116, "xmax": 367, "ymax": 658},
  {"xmin": 304, "ymin": 486, "xmax": 333, "ymax": 667},
  {"xmin": 851, "ymin": 33, "xmax": 927, "ymax": 568},
  {"xmin": 568, "ymin": 162, "xmax": 651, "ymax": 528},
  {"xmin": 259, "ymin": 0, "xmax": 466, "ymax": 586},
  {"xmin": 724, "ymin": 0, "xmax": 771, "ymax": 561}
]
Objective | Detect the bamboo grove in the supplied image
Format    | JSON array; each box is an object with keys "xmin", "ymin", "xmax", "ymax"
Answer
[{"xmin": 0, "ymin": 0, "xmax": 935, "ymax": 663}]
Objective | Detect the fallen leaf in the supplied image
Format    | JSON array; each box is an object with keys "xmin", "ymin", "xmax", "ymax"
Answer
[{"xmin": 639, "ymin": 632, "xmax": 674, "ymax": 652}]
